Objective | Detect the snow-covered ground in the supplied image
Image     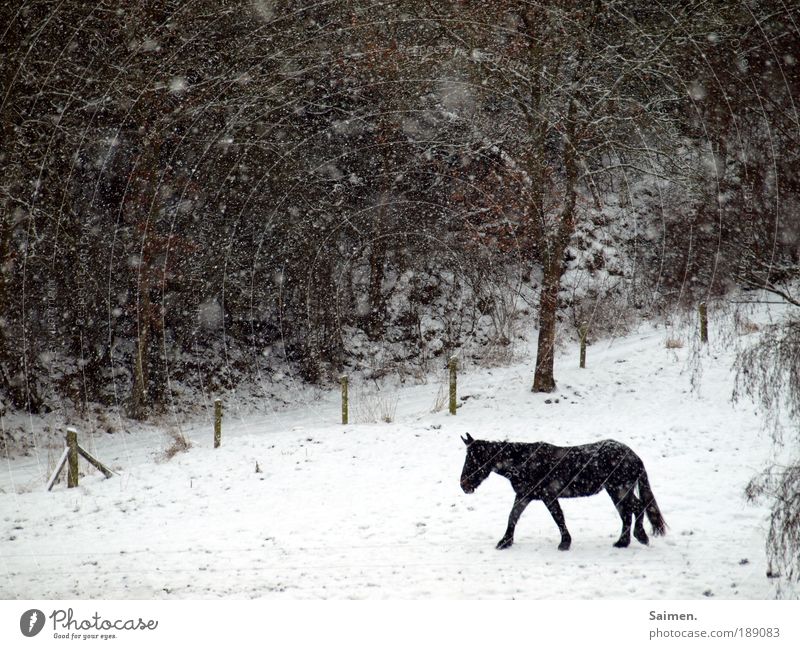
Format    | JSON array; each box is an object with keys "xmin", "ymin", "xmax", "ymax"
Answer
[{"xmin": 0, "ymin": 317, "xmax": 779, "ymax": 599}]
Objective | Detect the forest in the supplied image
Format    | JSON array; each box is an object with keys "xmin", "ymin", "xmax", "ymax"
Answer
[{"xmin": 1, "ymin": 0, "xmax": 797, "ymax": 419}]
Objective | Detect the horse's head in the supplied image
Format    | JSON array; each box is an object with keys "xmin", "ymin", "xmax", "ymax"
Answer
[{"xmin": 460, "ymin": 433, "xmax": 493, "ymax": 493}]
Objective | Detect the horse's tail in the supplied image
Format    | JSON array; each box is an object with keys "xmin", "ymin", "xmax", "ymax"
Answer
[{"xmin": 638, "ymin": 468, "xmax": 667, "ymax": 536}]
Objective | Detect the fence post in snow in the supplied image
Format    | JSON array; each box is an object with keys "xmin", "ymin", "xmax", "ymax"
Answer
[
  {"xmin": 340, "ymin": 375, "xmax": 349, "ymax": 425},
  {"xmin": 449, "ymin": 356, "xmax": 457, "ymax": 415},
  {"xmin": 579, "ymin": 321, "xmax": 588, "ymax": 369},
  {"xmin": 699, "ymin": 302, "xmax": 708, "ymax": 343},
  {"xmin": 214, "ymin": 398, "xmax": 222, "ymax": 448},
  {"xmin": 66, "ymin": 428, "xmax": 79, "ymax": 488},
  {"xmin": 47, "ymin": 428, "xmax": 113, "ymax": 491}
]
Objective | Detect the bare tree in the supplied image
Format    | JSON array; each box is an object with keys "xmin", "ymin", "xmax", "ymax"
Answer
[
  {"xmin": 736, "ymin": 316, "xmax": 800, "ymax": 590},
  {"xmin": 417, "ymin": 0, "xmax": 692, "ymax": 390}
]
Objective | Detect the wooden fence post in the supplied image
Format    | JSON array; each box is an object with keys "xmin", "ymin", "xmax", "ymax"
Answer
[
  {"xmin": 699, "ymin": 302, "xmax": 708, "ymax": 343},
  {"xmin": 340, "ymin": 375, "xmax": 348, "ymax": 425},
  {"xmin": 449, "ymin": 356, "xmax": 457, "ymax": 415},
  {"xmin": 66, "ymin": 428, "xmax": 79, "ymax": 488},
  {"xmin": 47, "ymin": 428, "xmax": 113, "ymax": 491},
  {"xmin": 214, "ymin": 398, "xmax": 222, "ymax": 448},
  {"xmin": 579, "ymin": 320, "xmax": 588, "ymax": 369}
]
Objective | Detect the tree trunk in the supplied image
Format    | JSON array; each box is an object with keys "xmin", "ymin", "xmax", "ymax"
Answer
[
  {"xmin": 130, "ymin": 288, "xmax": 151, "ymax": 420},
  {"xmin": 0, "ymin": 217, "xmax": 12, "ymax": 387},
  {"xmin": 367, "ymin": 126, "xmax": 393, "ymax": 340},
  {"xmin": 532, "ymin": 258, "xmax": 561, "ymax": 392},
  {"xmin": 126, "ymin": 127, "xmax": 164, "ymax": 418},
  {"xmin": 531, "ymin": 203, "xmax": 578, "ymax": 393},
  {"xmin": 367, "ymin": 220, "xmax": 387, "ymax": 340},
  {"xmin": 532, "ymin": 97, "xmax": 579, "ymax": 392}
]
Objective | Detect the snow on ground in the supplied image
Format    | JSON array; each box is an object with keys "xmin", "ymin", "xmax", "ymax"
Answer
[{"xmin": 0, "ymin": 318, "xmax": 778, "ymax": 599}]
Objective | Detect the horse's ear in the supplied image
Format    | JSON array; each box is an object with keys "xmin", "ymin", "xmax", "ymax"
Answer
[{"xmin": 462, "ymin": 433, "xmax": 474, "ymax": 446}]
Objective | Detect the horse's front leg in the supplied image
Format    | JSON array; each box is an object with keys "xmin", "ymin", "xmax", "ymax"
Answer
[
  {"xmin": 496, "ymin": 494, "xmax": 531, "ymax": 549},
  {"xmin": 544, "ymin": 499, "xmax": 572, "ymax": 550}
]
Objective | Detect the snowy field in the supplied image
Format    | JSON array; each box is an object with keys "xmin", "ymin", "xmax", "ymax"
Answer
[{"xmin": 0, "ymin": 322, "xmax": 778, "ymax": 599}]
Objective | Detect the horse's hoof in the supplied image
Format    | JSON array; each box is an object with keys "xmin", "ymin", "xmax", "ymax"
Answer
[
  {"xmin": 557, "ymin": 541, "xmax": 571, "ymax": 551},
  {"xmin": 634, "ymin": 533, "xmax": 649, "ymax": 546},
  {"xmin": 496, "ymin": 538, "xmax": 513, "ymax": 550},
  {"xmin": 613, "ymin": 539, "xmax": 630, "ymax": 548}
]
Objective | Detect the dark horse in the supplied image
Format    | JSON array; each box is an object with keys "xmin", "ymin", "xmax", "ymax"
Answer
[{"xmin": 460, "ymin": 433, "xmax": 667, "ymax": 550}]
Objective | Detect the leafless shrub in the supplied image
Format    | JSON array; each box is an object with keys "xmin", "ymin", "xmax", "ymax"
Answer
[
  {"xmin": 355, "ymin": 387, "xmax": 398, "ymax": 424},
  {"xmin": 568, "ymin": 276, "xmax": 636, "ymax": 342},
  {"xmin": 738, "ymin": 319, "xmax": 761, "ymax": 335},
  {"xmin": 746, "ymin": 464, "xmax": 800, "ymax": 590},
  {"xmin": 162, "ymin": 428, "xmax": 192, "ymax": 461},
  {"xmin": 487, "ymin": 343, "xmax": 518, "ymax": 366},
  {"xmin": 483, "ymin": 283, "xmax": 522, "ymax": 350},
  {"xmin": 734, "ymin": 318, "xmax": 800, "ymax": 442},
  {"xmin": 96, "ymin": 410, "xmax": 120, "ymax": 435},
  {"xmin": 665, "ymin": 337, "xmax": 684, "ymax": 349},
  {"xmin": 431, "ymin": 380, "xmax": 447, "ymax": 413}
]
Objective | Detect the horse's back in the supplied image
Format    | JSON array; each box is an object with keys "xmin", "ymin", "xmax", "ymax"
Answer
[
  {"xmin": 518, "ymin": 439, "xmax": 642, "ymax": 499},
  {"xmin": 539, "ymin": 439, "xmax": 638, "ymax": 463}
]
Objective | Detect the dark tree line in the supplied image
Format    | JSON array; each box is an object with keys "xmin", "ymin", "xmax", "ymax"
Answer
[{"xmin": 1, "ymin": 0, "xmax": 798, "ymax": 420}]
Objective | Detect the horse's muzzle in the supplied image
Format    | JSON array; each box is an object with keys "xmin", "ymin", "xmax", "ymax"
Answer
[{"xmin": 461, "ymin": 480, "xmax": 474, "ymax": 494}]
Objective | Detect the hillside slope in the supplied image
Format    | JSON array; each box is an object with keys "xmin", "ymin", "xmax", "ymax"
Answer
[{"xmin": 0, "ymin": 320, "xmax": 776, "ymax": 598}]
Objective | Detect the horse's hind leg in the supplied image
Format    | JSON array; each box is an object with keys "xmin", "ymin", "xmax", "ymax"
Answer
[
  {"xmin": 607, "ymin": 486, "xmax": 634, "ymax": 548},
  {"xmin": 632, "ymin": 495, "xmax": 649, "ymax": 545},
  {"xmin": 544, "ymin": 499, "xmax": 572, "ymax": 551}
]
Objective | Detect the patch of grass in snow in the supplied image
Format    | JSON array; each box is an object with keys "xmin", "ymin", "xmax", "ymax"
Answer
[
  {"xmin": 430, "ymin": 378, "xmax": 448, "ymax": 413},
  {"xmin": 161, "ymin": 428, "xmax": 192, "ymax": 461},
  {"xmin": 738, "ymin": 319, "xmax": 761, "ymax": 335},
  {"xmin": 354, "ymin": 387, "xmax": 398, "ymax": 424}
]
